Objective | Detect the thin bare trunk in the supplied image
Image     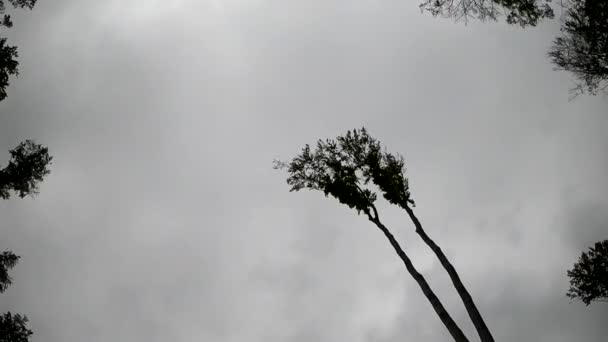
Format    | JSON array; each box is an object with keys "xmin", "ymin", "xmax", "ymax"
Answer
[
  {"xmin": 368, "ymin": 214, "xmax": 470, "ymax": 342},
  {"xmin": 404, "ymin": 205, "xmax": 494, "ymax": 342}
]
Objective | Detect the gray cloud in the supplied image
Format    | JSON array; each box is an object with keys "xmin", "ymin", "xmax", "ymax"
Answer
[{"xmin": 1, "ymin": 1, "xmax": 607, "ymax": 342}]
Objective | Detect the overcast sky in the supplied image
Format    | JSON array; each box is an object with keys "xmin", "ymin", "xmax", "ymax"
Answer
[{"xmin": 1, "ymin": 1, "xmax": 607, "ymax": 341}]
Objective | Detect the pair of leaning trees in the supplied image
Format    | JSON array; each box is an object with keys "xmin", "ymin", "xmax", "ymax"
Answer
[{"xmin": 274, "ymin": 127, "xmax": 493, "ymax": 342}]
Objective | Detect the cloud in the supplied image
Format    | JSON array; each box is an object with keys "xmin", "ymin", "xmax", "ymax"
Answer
[{"xmin": 0, "ymin": 1, "xmax": 606, "ymax": 342}]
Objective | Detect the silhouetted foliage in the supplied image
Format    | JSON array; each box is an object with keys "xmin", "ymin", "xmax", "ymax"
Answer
[
  {"xmin": 0, "ymin": 4, "xmax": 42, "ymax": 342},
  {"xmin": 548, "ymin": 0, "xmax": 608, "ymax": 96},
  {"xmin": 275, "ymin": 128, "xmax": 494, "ymax": 342},
  {"xmin": 419, "ymin": 0, "xmax": 554, "ymax": 26},
  {"xmin": 0, "ymin": 312, "xmax": 32, "ymax": 342},
  {"xmin": 567, "ymin": 240, "xmax": 608, "ymax": 305},
  {"xmin": 0, "ymin": 0, "xmax": 37, "ymax": 101},
  {"xmin": 0, "ymin": 140, "xmax": 52, "ymax": 199},
  {"xmin": 0, "ymin": 38, "xmax": 17, "ymax": 101},
  {"xmin": 0, "ymin": 1, "xmax": 36, "ymax": 28},
  {"xmin": 0, "ymin": 251, "xmax": 19, "ymax": 293},
  {"xmin": 0, "ymin": 252, "xmax": 32, "ymax": 342},
  {"xmin": 274, "ymin": 128, "xmax": 414, "ymax": 214}
]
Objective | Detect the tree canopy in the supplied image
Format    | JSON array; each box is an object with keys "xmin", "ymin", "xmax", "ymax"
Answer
[
  {"xmin": 548, "ymin": 0, "xmax": 608, "ymax": 96},
  {"xmin": 0, "ymin": 37, "xmax": 17, "ymax": 101},
  {"xmin": 0, "ymin": 312, "xmax": 32, "ymax": 342},
  {"xmin": 274, "ymin": 128, "xmax": 415, "ymax": 217},
  {"xmin": 567, "ymin": 239, "xmax": 608, "ymax": 305},
  {"xmin": 0, "ymin": 140, "xmax": 52, "ymax": 200},
  {"xmin": 0, "ymin": 0, "xmax": 37, "ymax": 101},
  {"xmin": 0, "ymin": 251, "xmax": 19, "ymax": 293},
  {"xmin": 420, "ymin": 0, "xmax": 554, "ymax": 26},
  {"xmin": 0, "ymin": 251, "xmax": 33, "ymax": 342},
  {"xmin": 0, "ymin": 1, "xmax": 37, "ymax": 28}
]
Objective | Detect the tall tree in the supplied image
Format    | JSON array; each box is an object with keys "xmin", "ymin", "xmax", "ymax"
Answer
[
  {"xmin": 419, "ymin": 0, "xmax": 554, "ymax": 26},
  {"xmin": 0, "ymin": 0, "xmax": 37, "ymax": 101},
  {"xmin": 548, "ymin": 0, "xmax": 608, "ymax": 97},
  {"xmin": 275, "ymin": 128, "xmax": 493, "ymax": 342},
  {"xmin": 567, "ymin": 239, "xmax": 608, "ymax": 305}
]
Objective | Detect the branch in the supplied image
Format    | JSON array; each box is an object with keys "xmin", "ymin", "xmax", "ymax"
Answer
[{"xmin": 370, "ymin": 204, "xmax": 380, "ymax": 222}]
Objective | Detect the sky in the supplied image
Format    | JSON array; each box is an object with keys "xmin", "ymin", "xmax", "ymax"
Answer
[{"xmin": 1, "ymin": 1, "xmax": 607, "ymax": 341}]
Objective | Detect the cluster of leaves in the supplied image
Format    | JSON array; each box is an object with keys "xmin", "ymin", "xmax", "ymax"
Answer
[
  {"xmin": 417, "ymin": 0, "xmax": 606, "ymax": 97},
  {"xmin": 0, "ymin": 251, "xmax": 33, "ymax": 342},
  {"xmin": 0, "ymin": 1, "xmax": 37, "ymax": 28},
  {"xmin": 567, "ymin": 240, "xmax": 608, "ymax": 305},
  {"xmin": 548, "ymin": 0, "xmax": 608, "ymax": 96},
  {"xmin": 0, "ymin": 312, "xmax": 31, "ymax": 342},
  {"xmin": 419, "ymin": 0, "xmax": 554, "ymax": 26},
  {"xmin": 274, "ymin": 128, "xmax": 415, "ymax": 217},
  {"xmin": 0, "ymin": 4, "xmax": 44, "ymax": 341},
  {"xmin": 0, "ymin": 36, "xmax": 18, "ymax": 101},
  {"xmin": 0, "ymin": 0, "xmax": 37, "ymax": 101},
  {"xmin": 0, "ymin": 140, "xmax": 52, "ymax": 200},
  {"xmin": 0, "ymin": 251, "xmax": 19, "ymax": 293}
]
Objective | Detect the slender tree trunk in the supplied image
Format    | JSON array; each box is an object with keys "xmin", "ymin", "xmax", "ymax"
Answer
[
  {"xmin": 369, "ymin": 216, "xmax": 470, "ymax": 342},
  {"xmin": 404, "ymin": 205, "xmax": 494, "ymax": 342}
]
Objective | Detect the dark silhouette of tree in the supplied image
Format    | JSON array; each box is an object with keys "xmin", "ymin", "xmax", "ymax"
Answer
[
  {"xmin": 0, "ymin": 251, "xmax": 19, "ymax": 293},
  {"xmin": 567, "ymin": 239, "xmax": 608, "ymax": 305},
  {"xmin": 275, "ymin": 127, "xmax": 494, "ymax": 342},
  {"xmin": 419, "ymin": 0, "xmax": 554, "ymax": 26},
  {"xmin": 0, "ymin": 0, "xmax": 37, "ymax": 101},
  {"xmin": 0, "ymin": 138, "xmax": 50, "ymax": 342},
  {"xmin": 1, "ymin": 5, "xmax": 47, "ymax": 340},
  {"xmin": 0, "ymin": 37, "xmax": 17, "ymax": 101},
  {"xmin": 548, "ymin": 0, "xmax": 608, "ymax": 97},
  {"xmin": 0, "ymin": 312, "xmax": 32, "ymax": 342},
  {"xmin": 0, "ymin": 140, "xmax": 52, "ymax": 200},
  {"xmin": 0, "ymin": 1, "xmax": 49, "ymax": 198},
  {"xmin": 0, "ymin": 252, "xmax": 33, "ymax": 342},
  {"xmin": 0, "ymin": 1, "xmax": 37, "ymax": 28}
]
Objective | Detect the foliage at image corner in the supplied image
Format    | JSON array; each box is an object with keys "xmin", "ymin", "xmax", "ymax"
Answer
[
  {"xmin": 0, "ymin": 250, "xmax": 33, "ymax": 342},
  {"xmin": 567, "ymin": 239, "xmax": 608, "ymax": 305}
]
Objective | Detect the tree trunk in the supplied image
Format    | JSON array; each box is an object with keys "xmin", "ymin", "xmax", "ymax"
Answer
[
  {"xmin": 404, "ymin": 205, "xmax": 494, "ymax": 342},
  {"xmin": 370, "ymin": 217, "xmax": 470, "ymax": 342}
]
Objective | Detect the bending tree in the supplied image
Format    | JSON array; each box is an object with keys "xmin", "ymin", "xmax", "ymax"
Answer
[
  {"xmin": 567, "ymin": 239, "xmax": 608, "ymax": 305},
  {"xmin": 275, "ymin": 128, "xmax": 493, "ymax": 342},
  {"xmin": 548, "ymin": 0, "xmax": 608, "ymax": 96},
  {"xmin": 419, "ymin": 0, "xmax": 554, "ymax": 26},
  {"xmin": 0, "ymin": 0, "xmax": 37, "ymax": 101}
]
